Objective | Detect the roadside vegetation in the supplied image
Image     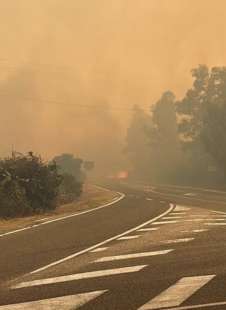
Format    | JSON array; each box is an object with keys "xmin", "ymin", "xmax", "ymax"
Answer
[
  {"xmin": 126, "ymin": 65, "xmax": 226, "ymax": 188},
  {"xmin": 0, "ymin": 152, "xmax": 88, "ymax": 218}
]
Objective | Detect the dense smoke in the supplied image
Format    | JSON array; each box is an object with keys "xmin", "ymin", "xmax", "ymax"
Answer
[{"xmin": 1, "ymin": 0, "xmax": 226, "ymax": 175}]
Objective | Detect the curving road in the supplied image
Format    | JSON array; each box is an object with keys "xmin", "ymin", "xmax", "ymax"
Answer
[{"xmin": 1, "ymin": 182, "xmax": 226, "ymax": 309}]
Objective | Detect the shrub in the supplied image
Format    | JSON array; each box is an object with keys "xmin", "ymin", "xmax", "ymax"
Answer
[
  {"xmin": 59, "ymin": 173, "xmax": 83, "ymax": 203},
  {"xmin": 0, "ymin": 152, "xmax": 62, "ymax": 217}
]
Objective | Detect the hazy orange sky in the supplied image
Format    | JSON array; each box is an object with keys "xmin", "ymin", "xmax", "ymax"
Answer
[{"xmin": 1, "ymin": 0, "xmax": 226, "ymax": 166}]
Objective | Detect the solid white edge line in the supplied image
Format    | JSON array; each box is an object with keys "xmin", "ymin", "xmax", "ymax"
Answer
[
  {"xmin": 0, "ymin": 190, "xmax": 125, "ymax": 238},
  {"xmin": 28, "ymin": 203, "xmax": 175, "ymax": 275}
]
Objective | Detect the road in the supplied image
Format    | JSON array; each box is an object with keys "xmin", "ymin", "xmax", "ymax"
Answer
[{"xmin": 1, "ymin": 182, "xmax": 226, "ymax": 309}]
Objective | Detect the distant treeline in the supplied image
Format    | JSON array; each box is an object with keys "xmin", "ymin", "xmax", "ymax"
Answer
[
  {"xmin": 126, "ymin": 65, "xmax": 226, "ymax": 187},
  {"xmin": 0, "ymin": 152, "xmax": 94, "ymax": 218}
]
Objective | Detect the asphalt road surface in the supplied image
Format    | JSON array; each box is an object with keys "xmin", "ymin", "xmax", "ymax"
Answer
[{"xmin": 1, "ymin": 182, "xmax": 226, "ymax": 309}]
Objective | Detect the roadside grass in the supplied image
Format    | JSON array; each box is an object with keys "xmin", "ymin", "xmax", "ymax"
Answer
[{"xmin": 0, "ymin": 184, "xmax": 119, "ymax": 235}]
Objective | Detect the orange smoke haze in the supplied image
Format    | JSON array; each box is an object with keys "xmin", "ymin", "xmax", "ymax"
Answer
[{"xmin": 0, "ymin": 0, "xmax": 226, "ymax": 172}]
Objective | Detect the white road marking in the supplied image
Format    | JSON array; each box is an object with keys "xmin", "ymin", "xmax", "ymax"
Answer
[
  {"xmin": 182, "ymin": 229, "xmax": 207, "ymax": 233},
  {"xmin": 13, "ymin": 265, "xmax": 147, "ymax": 289},
  {"xmin": 0, "ymin": 291, "xmax": 107, "ymax": 309},
  {"xmin": 171, "ymin": 212, "xmax": 187, "ymax": 215},
  {"xmin": 166, "ymin": 300, "xmax": 226, "ymax": 309},
  {"xmin": 0, "ymin": 191, "xmax": 125, "ymax": 238},
  {"xmin": 174, "ymin": 206, "xmax": 190, "ymax": 211},
  {"xmin": 211, "ymin": 210, "xmax": 226, "ymax": 215},
  {"xmin": 208, "ymin": 218, "xmax": 226, "ymax": 221},
  {"xmin": 184, "ymin": 193, "xmax": 196, "ymax": 197},
  {"xmin": 117, "ymin": 235, "xmax": 140, "ymax": 240},
  {"xmin": 146, "ymin": 198, "xmax": 153, "ymax": 201},
  {"xmin": 151, "ymin": 220, "xmax": 178, "ymax": 225},
  {"xmin": 35, "ymin": 217, "xmax": 49, "ymax": 222},
  {"xmin": 205, "ymin": 222, "xmax": 226, "ymax": 226},
  {"xmin": 185, "ymin": 219, "xmax": 206, "ymax": 222},
  {"xmin": 95, "ymin": 250, "xmax": 173, "ymax": 262},
  {"xmin": 162, "ymin": 216, "xmax": 183, "ymax": 219},
  {"xmin": 187, "ymin": 216, "xmax": 226, "ymax": 221},
  {"xmin": 137, "ymin": 228, "xmax": 159, "ymax": 232},
  {"xmin": 138, "ymin": 275, "xmax": 215, "ymax": 309},
  {"xmin": 90, "ymin": 247, "xmax": 108, "ymax": 253},
  {"xmin": 29, "ymin": 204, "xmax": 174, "ymax": 275},
  {"xmin": 161, "ymin": 238, "xmax": 194, "ymax": 244}
]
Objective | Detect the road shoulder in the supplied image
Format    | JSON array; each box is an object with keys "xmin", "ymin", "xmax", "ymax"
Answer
[{"xmin": 0, "ymin": 184, "xmax": 121, "ymax": 236}]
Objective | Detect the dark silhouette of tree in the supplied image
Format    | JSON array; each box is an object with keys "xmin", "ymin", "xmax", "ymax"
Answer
[
  {"xmin": 177, "ymin": 65, "xmax": 226, "ymax": 183},
  {"xmin": 150, "ymin": 91, "xmax": 182, "ymax": 182},
  {"xmin": 125, "ymin": 105, "xmax": 152, "ymax": 180},
  {"xmin": 53, "ymin": 153, "xmax": 84, "ymax": 181}
]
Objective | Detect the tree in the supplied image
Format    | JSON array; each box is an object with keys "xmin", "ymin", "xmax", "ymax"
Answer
[
  {"xmin": 60, "ymin": 173, "xmax": 83, "ymax": 202},
  {"xmin": 177, "ymin": 65, "xmax": 209, "ymax": 144},
  {"xmin": 149, "ymin": 91, "xmax": 182, "ymax": 182},
  {"xmin": 53, "ymin": 153, "xmax": 85, "ymax": 200},
  {"xmin": 125, "ymin": 105, "xmax": 152, "ymax": 180},
  {"xmin": 177, "ymin": 65, "xmax": 226, "ymax": 183},
  {"xmin": 83, "ymin": 161, "xmax": 95, "ymax": 172},
  {"xmin": 53, "ymin": 153, "xmax": 85, "ymax": 181}
]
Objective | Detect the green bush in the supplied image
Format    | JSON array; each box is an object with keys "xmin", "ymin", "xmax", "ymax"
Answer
[
  {"xmin": 0, "ymin": 180, "xmax": 31, "ymax": 217},
  {"xmin": 0, "ymin": 152, "xmax": 62, "ymax": 218},
  {"xmin": 59, "ymin": 173, "xmax": 83, "ymax": 203}
]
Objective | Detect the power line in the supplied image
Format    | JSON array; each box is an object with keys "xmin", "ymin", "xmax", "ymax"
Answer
[
  {"xmin": 0, "ymin": 95, "xmax": 151, "ymax": 112},
  {"xmin": 0, "ymin": 91, "xmax": 151, "ymax": 112}
]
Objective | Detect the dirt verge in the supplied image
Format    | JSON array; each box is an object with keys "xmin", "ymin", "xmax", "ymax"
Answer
[{"xmin": 0, "ymin": 184, "xmax": 120, "ymax": 235}]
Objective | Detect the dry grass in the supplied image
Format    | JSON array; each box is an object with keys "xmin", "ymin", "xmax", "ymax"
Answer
[{"xmin": 0, "ymin": 184, "xmax": 119, "ymax": 235}]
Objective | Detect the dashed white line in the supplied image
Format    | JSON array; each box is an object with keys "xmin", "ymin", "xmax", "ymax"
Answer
[
  {"xmin": 211, "ymin": 210, "xmax": 226, "ymax": 215},
  {"xmin": 184, "ymin": 193, "xmax": 197, "ymax": 197},
  {"xmin": 208, "ymin": 218, "xmax": 226, "ymax": 221},
  {"xmin": 117, "ymin": 235, "xmax": 140, "ymax": 240},
  {"xmin": 0, "ymin": 291, "xmax": 107, "ymax": 309},
  {"xmin": 90, "ymin": 247, "xmax": 108, "ymax": 253},
  {"xmin": 29, "ymin": 204, "xmax": 174, "ymax": 275},
  {"xmin": 13, "ymin": 265, "xmax": 147, "ymax": 289},
  {"xmin": 138, "ymin": 275, "xmax": 215, "ymax": 309},
  {"xmin": 166, "ymin": 300, "xmax": 226, "ymax": 309},
  {"xmin": 137, "ymin": 228, "xmax": 159, "ymax": 232},
  {"xmin": 162, "ymin": 216, "xmax": 183, "ymax": 219},
  {"xmin": 161, "ymin": 238, "xmax": 194, "ymax": 244},
  {"xmin": 185, "ymin": 219, "xmax": 207, "ymax": 222},
  {"xmin": 205, "ymin": 222, "xmax": 226, "ymax": 226},
  {"xmin": 174, "ymin": 206, "xmax": 190, "ymax": 211},
  {"xmin": 182, "ymin": 229, "xmax": 208, "ymax": 233},
  {"xmin": 95, "ymin": 250, "xmax": 173, "ymax": 262}
]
